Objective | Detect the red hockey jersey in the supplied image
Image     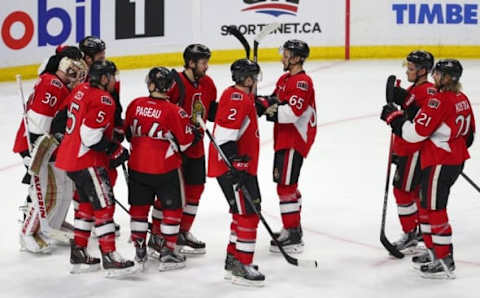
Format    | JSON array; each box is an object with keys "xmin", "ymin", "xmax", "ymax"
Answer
[
  {"xmin": 167, "ymin": 73, "xmax": 217, "ymax": 158},
  {"xmin": 207, "ymin": 86, "xmax": 259, "ymax": 177},
  {"xmin": 55, "ymin": 84, "xmax": 116, "ymax": 171},
  {"xmin": 393, "ymin": 82, "xmax": 436, "ymax": 156},
  {"xmin": 401, "ymin": 90, "xmax": 476, "ymax": 168},
  {"xmin": 125, "ymin": 96, "xmax": 194, "ymax": 174},
  {"xmin": 13, "ymin": 73, "xmax": 70, "ymax": 153},
  {"xmin": 272, "ymin": 71, "xmax": 317, "ymax": 157}
]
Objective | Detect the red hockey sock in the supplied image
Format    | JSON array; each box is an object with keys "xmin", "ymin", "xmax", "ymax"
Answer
[
  {"xmin": 235, "ymin": 214, "xmax": 259, "ymax": 265},
  {"xmin": 393, "ymin": 187, "xmax": 418, "ymax": 233},
  {"xmin": 429, "ymin": 209, "xmax": 452, "ymax": 259},
  {"xmin": 227, "ymin": 213, "xmax": 239, "ymax": 256},
  {"xmin": 151, "ymin": 199, "xmax": 163, "ymax": 235},
  {"xmin": 74, "ymin": 202, "xmax": 94, "ymax": 248},
  {"xmin": 161, "ymin": 208, "xmax": 182, "ymax": 251},
  {"xmin": 418, "ymin": 206, "xmax": 433, "ymax": 249},
  {"xmin": 130, "ymin": 205, "xmax": 150, "ymax": 244},
  {"xmin": 277, "ymin": 184, "xmax": 300, "ymax": 229},
  {"xmin": 93, "ymin": 205, "xmax": 116, "ymax": 253},
  {"xmin": 181, "ymin": 184, "xmax": 204, "ymax": 232}
]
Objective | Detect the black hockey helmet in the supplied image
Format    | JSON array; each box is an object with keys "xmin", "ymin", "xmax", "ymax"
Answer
[
  {"xmin": 231, "ymin": 58, "xmax": 261, "ymax": 84},
  {"xmin": 282, "ymin": 39, "xmax": 310, "ymax": 59},
  {"xmin": 183, "ymin": 44, "xmax": 211, "ymax": 66},
  {"xmin": 79, "ymin": 36, "xmax": 106, "ymax": 57},
  {"xmin": 88, "ymin": 60, "xmax": 117, "ymax": 86},
  {"xmin": 146, "ymin": 67, "xmax": 173, "ymax": 93},
  {"xmin": 407, "ymin": 50, "xmax": 434, "ymax": 72},
  {"xmin": 432, "ymin": 59, "xmax": 463, "ymax": 82}
]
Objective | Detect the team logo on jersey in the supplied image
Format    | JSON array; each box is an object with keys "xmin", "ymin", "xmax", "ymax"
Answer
[
  {"xmin": 427, "ymin": 87, "xmax": 436, "ymax": 95},
  {"xmin": 51, "ymin": 79, "xmax": 63, "ymax": 88},
  {"xmin": 231, "ymin": 92, "xmax": 243, "ymax": 101},
  {"xmin": 179, "ymin": 109, "xmax": 189, "ymax": 119},
  {"xmin": 297, "ymin": 81, "xmax": 308, "ymax": 91},
  {"xmin": 101, "ymin": 96, "xmax": 113, "ymax": 105},
  {"xmin": 241, "ymin": 0, "xmax": 299, "ymax": 17},
  {"xmin": 427, "ymin": 98, "xmax": 440, "ymax": 109},
  {"xmin": 74, "ymin": 91, "xmax": 84, "ymax": 100}
]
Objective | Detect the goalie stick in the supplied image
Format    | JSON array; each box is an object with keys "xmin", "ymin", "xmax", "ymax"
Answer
[
  {"xmin": 16, "ymin": 74, "xmax": 73, "ymax": 242},
  {"xmin": 198, "ymin": 117, "xmax": 318, "ymax": 269}
]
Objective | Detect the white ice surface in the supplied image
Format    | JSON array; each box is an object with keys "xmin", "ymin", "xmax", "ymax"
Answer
[{"xmin": 1, "ymin": 60, "xmax": 480, "ymax": 298}]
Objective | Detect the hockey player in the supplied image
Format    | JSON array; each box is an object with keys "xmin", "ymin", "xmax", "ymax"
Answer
[
  {"xmin": 389, "ymin": 50, "xmax": 437, "ymax": 254},
  {"xmin": 207, "ymin": 59, "xmax": 265, "ymax": 287},
  {"xmin": 260, "ymin": 40, "xmax": 317, "ymax": 253},
  {"xmin": 126, "ymin": 67, "xmax": 196, "ymax": 271},
  {"xmin": 55, "ymin": 60, "xmax": 136, "ymax": 277},
  {"xmin": 381, "ymin": 59, "xmax": 475, "ymax": 279},
  {"xmin": 13, "ymin": 56, "xmax": 88, "ymax": 253},
  {"xmin": 152, "ymin": 43, "xmax": 217, "ymax": 255}
]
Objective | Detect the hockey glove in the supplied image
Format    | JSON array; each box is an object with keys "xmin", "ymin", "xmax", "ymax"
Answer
[
  {"xmin": 392, "ymin": 86, "xmax": 409, "ymax": 106},
  {"xmin": 228, "ymin": 155, "xmax": 250, "ymax": 187},
  {"xmin": 255, "ymin": 95, "xmax": 279, "ymax": 116},
  {"xmin": 265, "ymin": 104, "xmax": 280, "ymax": 122},
  {"xmin": 106, "ymin": 142, "xmax": 129, "ymax": 169},
  {"xmin": 113, "ymin": 127, "xmax": 125, "ymax": 143},
  {"xmin": 381, "ymin": 103, "xmax": 407, "ymax": 137},
  {"xmin": 191, "ymin": 124, "xmax": 204, "ymax": 146}
]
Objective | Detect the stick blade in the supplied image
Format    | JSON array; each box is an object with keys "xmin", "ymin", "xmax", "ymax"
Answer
[
  {"xmin": 297, "ymin": 259, "xmax": 319, "ymax": 269},
  {"xmin": 380, "ymin": 233, "xmax": 404, "ymax": 259},
  {"xmin": 385, "ymin": 75, "xmax": 396, "ymax": 104},
  {"xmin": 255, "ymin": 23, "xmax": 280, "ymax": 42}
]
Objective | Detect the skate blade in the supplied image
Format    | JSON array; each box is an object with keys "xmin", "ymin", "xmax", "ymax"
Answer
[
  {"xmin": 135, "ymin": 261, "xmax": 147, "ymax": 272},
  {"xmin": 420, "ymin": 270, "xmax": 456, "ymax": 280},
  {"xmin": 399, "ymin": 246, "xmax": 425, "ymax": 256},
  {"xmin": 70, "ymin": 263, "xmax": 101, "ymax": 274},
  {"xmin": 104, "ymin": 266, "xmax": 139, "ymax": 279},
  {"xmin": 158, "ymin": 262, "xmax": 186, "ymax": 272},
  {"xmin": 178, "ymin": 246, "xmax": 206, "ymax": 255},
  {"xmin": 269, "ymin": 244, "xmax": 304, "ymax": 254},
  {"xmin": 224, "ymin": 270, "xmax": 232, "ymax": 280},
  {"xmin": 231, "ymin": 276, "xmax": 264, "ymax": 287}
]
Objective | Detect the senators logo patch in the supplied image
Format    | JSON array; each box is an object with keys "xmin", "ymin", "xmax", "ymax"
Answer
[
  {"xmin": 231, "ymin": 92, "xmax": 243, "ymax": 101},
  {"xmin": 297, "ymin": 81, "xmax": 308, "ymax": 91},
  {"xmin": 178, "ymin": 109, "xmax": 189, "ymax": 119},
  {"xmin": 427, "ymin": 87, "xmax": 436, "ymax": 95},
  {"xmin": 51, "ymin": 79, "xmax": 63, "ymax": 88},
  {"xmin": 427, "ymin": 98, "xmax": 440, "ymax": 109},
  {"xmin": 101, "ymin": 96, "xmax": 113, "ymax": 105},
  {"xmin": 74, "ymin": 91, "xmax": 84, "ymax": 100}
]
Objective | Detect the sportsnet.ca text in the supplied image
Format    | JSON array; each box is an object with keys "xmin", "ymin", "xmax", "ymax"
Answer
[{"xmin": 220, "ymin": 22, "xmax": 321, "ymax": 36}]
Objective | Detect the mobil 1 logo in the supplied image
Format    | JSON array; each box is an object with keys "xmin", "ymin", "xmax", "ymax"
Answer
[{"xmin": 115, "ymin": 0, "xmax": 164, "ymax": 39}]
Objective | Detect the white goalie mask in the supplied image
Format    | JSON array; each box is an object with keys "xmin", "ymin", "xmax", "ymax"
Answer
[{"xmin": 58, "ymin": 57, "xmax": 88, "ymax": 89}]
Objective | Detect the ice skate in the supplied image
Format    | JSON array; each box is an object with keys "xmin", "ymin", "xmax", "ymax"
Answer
[
  {"xmin": 102, "ymin": 251, "xmax": 137, "ymax": 278},
  {"xmin": 231, "ymin": 259, "xmax": 265, "ymax": 287},
  {"xmin": 158, "ymin": 246, "xmax": 186, "ymax": 272},
  {"xmin": 70, "ymin": 240, "xmax": 101, "ymax": 274},
  {"xmin": 411, "ymin": 249, "xmax": 434, "ymax": 270},
  {"xmin": 270, "ymin": 227, "xmax": 304, "ymax": 254},
  {"xmin": 420, "ymin": 254, "xmax": 455, "ymax": 280},
  {"xmin": 392, "ymin": 230, "xmax": 419, "ymax": 255},
  {"xmin": 224, "ymin": 253, "xmax": 258, "ymax": 280},
  {"xmin": 176, "ymin": 231, "xmax": 206, "ymax": 255},
  {"xmin": 147, "ymin": 233, "xmax": 164, "ymax": 258},
  {"xmin": 134, "ymin": 239, "xmax": 148, "ymax": 271}
]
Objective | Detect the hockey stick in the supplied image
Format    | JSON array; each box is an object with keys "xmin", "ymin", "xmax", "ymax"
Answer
[
  {"xmin": 253, "ymin": 23, "xmax": 280, "ymax": 63},
  {"xmin": 198, "ymin": 117, "xmax": 318, "ymax": 268},
  {"xmin": 461, "ymin": 172, "xmax": 480, "ymax": 194},
  {"xmin": 379, "ymin": 134, "xmax": 404, "ymax": 258},
  {"xmin": 227, "ymin": 26, "xmax": 250, "ymax": 59},
  {"xmin": 17, "ymin": 74, "xmax": 73, "ymax": 242}
]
